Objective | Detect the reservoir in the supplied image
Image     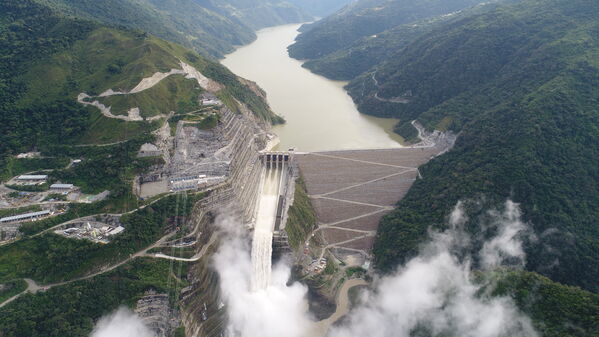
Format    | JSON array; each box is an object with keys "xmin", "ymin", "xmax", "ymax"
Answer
[{"xmin": 222, "ymin": 24, "xmax": 403, "ymax": 152}]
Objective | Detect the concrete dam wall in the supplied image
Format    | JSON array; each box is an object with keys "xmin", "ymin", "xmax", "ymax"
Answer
[
  {"xmin": 179, "ymin": 104, "xmax": 268, "ymax": 337},
  {"xmin": 177, "ymin": 106, "xmax": 296, "ymax": 337}
]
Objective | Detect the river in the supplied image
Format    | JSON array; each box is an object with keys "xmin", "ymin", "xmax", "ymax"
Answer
[{"xmin": 222, "ymin": 24, "xmax": 403, "ymax": 152}]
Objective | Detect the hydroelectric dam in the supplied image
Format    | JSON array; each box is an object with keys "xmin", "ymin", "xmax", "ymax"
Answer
[{"xmin": 251, "ymin": 151, "xmax": 294, "ymax": 290}]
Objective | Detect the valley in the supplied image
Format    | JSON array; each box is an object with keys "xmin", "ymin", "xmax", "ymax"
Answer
[
  {"xmin": 0, "ymin": 0, "xmax": 598, "ymax": 337},
  {"xmin": 223, "ymin": 24, "xmax": 404, "ymax": 152}
]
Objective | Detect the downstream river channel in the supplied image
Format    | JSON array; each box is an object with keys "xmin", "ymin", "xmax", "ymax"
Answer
[{"xmin": 222, "ymin": 24, "xmax": 403, "ymax": 152}]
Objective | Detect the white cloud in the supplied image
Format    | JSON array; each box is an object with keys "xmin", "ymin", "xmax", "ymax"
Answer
[
  {"xmin": 90, "ymin": 307, "xmax": 155, "ymax": 337},
  {"xmin": 480, "ymin": 200, "xmax": 531, "ymax": 269},
  {"xmin": 213, "ymin": 201, "xmax": 539, "ymax": 337},
  {"xmin": 331, "ymin": 200, "xmax": 538, "ymax": 337},
  {"xmin": 213, "ymin": 215, "xmax": 312, "ymax": 337}
]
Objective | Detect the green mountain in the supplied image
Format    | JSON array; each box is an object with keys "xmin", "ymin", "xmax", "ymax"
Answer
[
  {"xmin": 286, "ymin": 0, "xmax": 353, "ymax": 17},
  {"xmin": 300, "ymin": 1, "xmax": 508, "ymax": 80},
  {"xmin": 345, "ymin": 0, "xmax": 599, "ymax": 292},
  {"xmin": 484, "ymin": 269, "xmax": 599, "ymax": 337},
  {"xmin": 196, "ymin": 0, "xmax": 312, "ymax": 30},
  {"xmin": 0, "ymin": 0, "xmax": 279, "ymax": 172},
  {"xmin": 288, "ymin": 0, "xmax": 486, "ymax": 60},
  {"xmin": 31, "ymin": 0, "xmax": 311, "ymax": 59}
]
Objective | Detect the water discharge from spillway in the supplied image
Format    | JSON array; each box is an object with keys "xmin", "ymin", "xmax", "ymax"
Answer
[{"xmin": 250, "ymin": 164, "xmax": 283, "ymax": 291}]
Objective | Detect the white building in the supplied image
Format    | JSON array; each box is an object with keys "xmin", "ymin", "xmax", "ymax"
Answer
[
  {"xmin": 16, "ymin": 175, "xmax": 48, "ymax": 181},
  {"xmin": 0, "ymin": 210, "xmax": 52, "ymax": 224},
  {"xmin": 138, "ymin": 143, "xmax": 161, "ymax": 158},
  {"xmin": 50, "ymin": 183, "xmax": 74, "ymax": 190}
]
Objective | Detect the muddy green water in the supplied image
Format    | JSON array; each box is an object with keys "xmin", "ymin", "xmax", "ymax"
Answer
[{"xmin": 222, "ymin": 24, "xmax": 403, "ymax": 152}]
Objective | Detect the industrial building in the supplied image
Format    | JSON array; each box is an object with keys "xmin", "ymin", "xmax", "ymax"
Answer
[
  {"xmin": 0, "ymin": 210, "xmax": 52, "ymax": 224},
  {"xmin": 50, "ymin": 183, "xmax": 74, "ymax": 190},
  {"xmin": 16, "ymin": 175, "xmax": 48, "ymax": 182},
  {"xmin": 56, "ymin": 222, "xmax": 125, "ymax": 243},
  {"xmin": 169, "ymin": 175, "xmax": 208, "ymax": 191},
  {"xmin": 200, "ymin": 93, "xmax": 222, "ymax": 106},
  {"xmin": 138, "ymin": 143, "xmax": 162, "ymax": 157}
]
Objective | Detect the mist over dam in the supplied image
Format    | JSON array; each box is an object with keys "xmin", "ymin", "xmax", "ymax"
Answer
[
  {"xmin": 212, "ymin": 23, "xmax": 455, "ymax": 337},
  {"xmin": 2, "ymin": 1, "xmax": 596, "ymax": 336}
]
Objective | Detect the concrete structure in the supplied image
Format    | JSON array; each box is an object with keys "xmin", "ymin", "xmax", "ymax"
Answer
[
  {"xmin": 55, "ymin": 221, "xmax": 124, "ymax": 244},
  {"xmin": 16, "ymin": 175, "xmax": 47, "ymax": 182},
  {"xmin": 200, "ymin": 93, "xmax": 222, "ymax": 106},
  {"xmin": 50, "ymin": 183, "xmax": 74, "ymax": 190},
  {"xmin": 296, "ymin": 145, "xmax": 453, "ymax": 265},
  {"xmin": 138, "ymin": 143, "xmax": 162, "ymax": 158},
  {"xmin": 16, "ymin": 152, "xmax": 41, "ymax": 159},
  {"xmin": 255, "ymin": 151, "xmax": 295, "ymax": 257},
  {"xmin": 169, "ymin": 175, "xmax": 208, "ymax": 191},
  {"xmin": 0, "ymin": 210, "xmax": 52, "ymax": 224},
  {"xmin": 260, "ymin": 151, "xmax": 293, "ymax": 165}
]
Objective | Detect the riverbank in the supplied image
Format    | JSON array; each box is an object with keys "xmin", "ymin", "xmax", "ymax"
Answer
[{"xmin": 222, "ymin": 24, "xmax": 404, "ymax": 152}]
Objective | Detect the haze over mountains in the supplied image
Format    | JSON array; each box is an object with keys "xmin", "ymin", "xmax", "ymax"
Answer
[
  {"xmin": 32, "ymin": 0, "xmax": 311, "ymax": 58},
  {"xmin": 288, "ymin": 0, "xmax": 487, "ymax": 60},
  {"xmin": 286, "ymin": 0, "xmax": 354, "ymax": 17}
]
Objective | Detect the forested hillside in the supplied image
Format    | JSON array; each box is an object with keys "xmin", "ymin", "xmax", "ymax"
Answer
[
  {"xmin": 0, "ymin": 0, "xmax": 280, "ymax": 174},
  {"xmin": 359, "ymin": 0, "xmax": 599, "ymax": 292},
  {"xmin": 486, "ymin": 270, "xmax": 599, "ymax": 337},
  {"xmin": 300, "ymin": 1, "xmax": 507, "ymax": 80},
  {"xmin": 288, "ymin": 0, "xmax": 486, "ymax": 60},
  {"xmin": 196, "ymin": 0, "xmax": 311, "ymax": 30},
  {"xmin": 286, "ymin": 0, "xmax": 353, "ymax": 17},
  {"xmin": 0, "ymin": 2, "xmax": 284, "ymax": 334},
  {"xmin": 32, "ymin": 0, "xmax": 310, "ymax": 59}
]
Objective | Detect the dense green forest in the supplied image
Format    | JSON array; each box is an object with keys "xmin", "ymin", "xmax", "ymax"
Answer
[
  {"xmin": 0, "ymin": 0, "xmax": 281, "ymax": 174},
  {"xmin": 285, "ymin": 177, "xmax": 317, "ymax": 250},
  {"xmin": 0, "ymin": 258, "xmax": 188, "ymax": 337},
  {"xmin": 32, "ymin": 0, "xmax": 310, "ymax": 59},
  {"xmin": 300, "ymin": 1, "xmax": 509, "ymax": 80},
  {"xmin": 364, "ymin": 0, "xmax": 599, "ymax": 292},
  {"xmin": 196, "ymin": 0, "xmax": 311, "ymax": 31},
  {"xmin": 0, "ymin": 280, "xmax": 27, "ymax": 304},
  {"xmin": 288, "ymin": 0, "xmax": 486, "ymax": 60},
  {"xmin": 0, "ymin": 192, "xmax": 202, "ymax": 284},
  {"xmin": 487, "ymin": 270, "xmax": 599, "ymax": 337}
]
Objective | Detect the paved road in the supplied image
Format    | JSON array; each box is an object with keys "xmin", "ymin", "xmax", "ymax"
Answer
[
  {"xmin": 145, "ymin": 231, "xmax": 218, "ymax": 262},
  {"xmin": 0, "ymin": 232, "xmax": 175, "ymax": 308}
]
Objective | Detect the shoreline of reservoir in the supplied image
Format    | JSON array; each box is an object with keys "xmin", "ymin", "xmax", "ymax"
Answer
[{"xmin": 222, "ymin": 23, "xmax": 404, "ymax": 152}]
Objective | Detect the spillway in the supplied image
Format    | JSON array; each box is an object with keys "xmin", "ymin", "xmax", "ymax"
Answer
[{"xmin": 251, "ymin": 164, "xmax": 284, "ymax": 291}]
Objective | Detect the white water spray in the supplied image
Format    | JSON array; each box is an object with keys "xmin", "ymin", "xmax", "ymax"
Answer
[{"xmin": 251, "ymin": 165, "xmax": 283, "ymax": 291}]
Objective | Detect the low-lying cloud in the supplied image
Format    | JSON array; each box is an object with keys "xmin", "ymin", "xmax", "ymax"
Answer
[
  {"xmin": 90, "ymin": 307, "xmax": 155, "ymax": 337},
  {"xmin": 330, "ymin": 200, "xmax": 538, "ymax": 337},
  {"xmin": 213, "ymin": 200, "xmax": 539, "ymax": 337},
  {"xmin": 213, "ymin": 215, "xmax": 312, "ymax": 337}
]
